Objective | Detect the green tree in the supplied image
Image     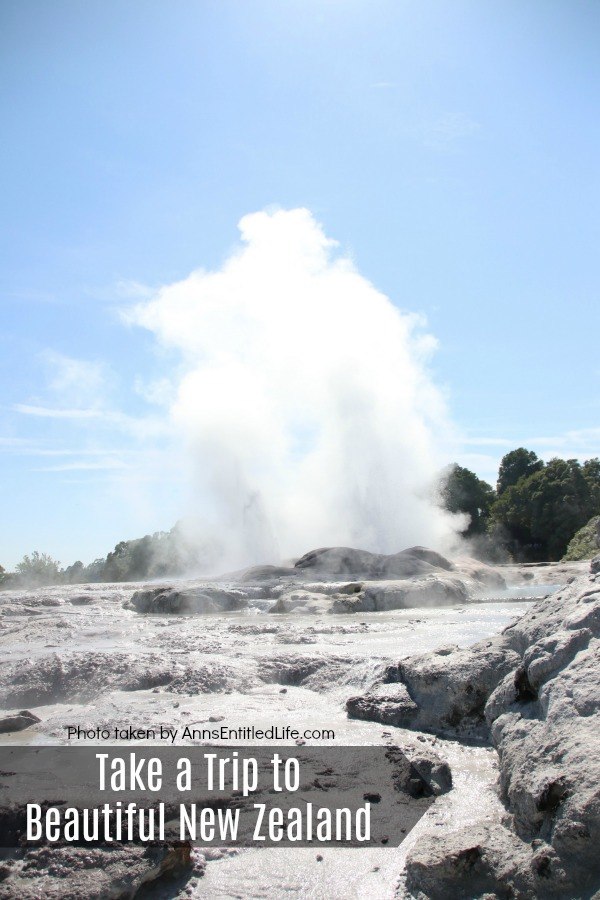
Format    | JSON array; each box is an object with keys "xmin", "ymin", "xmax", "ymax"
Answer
[
  {"xmin": 102, "ymin": 533, "xmax": 170, "ymax": 582},
  {"xmin": 440, "ymin": 464, "xmax": 496, "ymax": 537},
  {"xmin": 82, "ymin": 558, "xmax": 107, "ymax": 582},
  {"xmin": 102, "ymin": 541, "xmax": 131, "ymax": 582},
  {"xmin": 15, "ymin": 551, "xmax": 62, "ymax": 587},
  {"xmin": 490, "ymin": 457, "xmax": 600, "ymax": 560},
  {"xmin": 63, "ymin": 560, "xmax": 85, "ymax": 583},
  {"xmin": 583, "ymin": 458, "xmax": 600, "ymax": 509},
  {"xmin": 497, "ymin": 448, "xmax": 544, "ymax": 495}
]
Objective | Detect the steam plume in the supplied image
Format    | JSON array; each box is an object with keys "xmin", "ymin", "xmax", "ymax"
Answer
[{"xmin": 128, "ymin": 208, "xmax": 461, "ymax": 569}]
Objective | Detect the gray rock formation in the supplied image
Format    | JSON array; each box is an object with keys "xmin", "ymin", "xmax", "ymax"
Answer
[
  {"xmin": 267, "ymin": 576, "xmax": 471, "ymax": 615},
  {"xmin": 127, "ymin": 546, "xmax": 505, "ymax": 617},
  {"xmin": 404, "ymin": 822, "xmax": 539, "ymax": 899},
  {"xmin": 0, "ymin": 710, "xmax": 40, "ymax": 734},
  {"xmin": 0, "ymin": 651, "xmax": 248, "ymax": 708},
  {"xmin": 342, "ymin": 575, "xmax": 471, "ymax": 612},
  {"xmin": 294, "ymin": 545, "xmax": 456, "ymax": 579},
  {"xmin": 127, "ymin": 584, "xmax": 251, "ymax": 614},
  {"xmin": 0, "ymin": 843, "xmax": 198, "ymax": 899},
  {"xmin": 348, "ymin": 637, "xmax": 520, "ymax": 741},
  {"xmin": 352, "ymin": 559, "xmax": 600, "ymax": 898}
]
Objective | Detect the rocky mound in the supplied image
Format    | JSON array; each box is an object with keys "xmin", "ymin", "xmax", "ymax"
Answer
[
  {"xmin": 239, "ymin": 546, "xmax": 457, "ymax": 582},
  {"xmin": 348, "ymin": 557, "xmax": 600, "ymax": 897},
  {"xmin": 126, "ymin": 584, "xmax": 251, "ymax": 614},
  {"xmin": 127, "ymin": 546, "xmax": 505, "ymax": 616},
  {"xmin": 293, "ymin": 545, "xmax": 455, "ymax": 578}
]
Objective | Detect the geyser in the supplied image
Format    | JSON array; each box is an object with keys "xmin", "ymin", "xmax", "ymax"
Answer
[{"xmin": 127, "ymin": 208, "xmax": 462, "ymax": 570}]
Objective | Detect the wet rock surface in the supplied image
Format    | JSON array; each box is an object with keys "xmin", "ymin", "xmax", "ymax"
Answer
[
  {"xmin": 500, "ymin": 558, "xmax": 589, "ymax": 586},
  {"xmin": 0, "ymin": 569, "xmax": 528, "ymax": 745},
  {"xmin": 0, "ymin": 843, "xmax": 201, "ymax": 899},
  {"xmin": 348, "ymin": 637, "xmax": 520, "ymax": 742},
  {"xmin": 404, "ymin": 822, "xmax": 538, "ymax": 899},
  {"xmin": 370, "ymin": 559, "xmax": 600, "ymax": 898},
  {"xmin": 0, "ymin": 710, "xmax": 40, "ymax": 734},
  {"xmin": 0, "ymin": 652, "xmax": 248, "ymax": 709},
  {"xmin": 1, "ymin": 551, "xmax": 586, "ymax": 898}
]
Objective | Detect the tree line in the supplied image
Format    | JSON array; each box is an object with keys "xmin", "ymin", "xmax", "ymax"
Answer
[
  {"xmin": 441, "ymin": 448, "xmax": 600, "ymax": 561},
  {"xmin": 2, "ymin": 447, "xmax": 599, "ymax": 588},
  {"xmin": 0, "ymin": 522, "xmax": 212, "ymax": 589}
]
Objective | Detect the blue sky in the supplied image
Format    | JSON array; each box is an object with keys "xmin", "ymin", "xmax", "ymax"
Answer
[{"xmin": 1, "ymin": 0, "xmax": 599, "ymax": 568}]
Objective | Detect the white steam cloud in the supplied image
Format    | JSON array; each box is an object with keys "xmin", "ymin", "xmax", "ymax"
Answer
[{"xmin": 128, "ymin": 208, "xmax": 461, "ymax": 570}]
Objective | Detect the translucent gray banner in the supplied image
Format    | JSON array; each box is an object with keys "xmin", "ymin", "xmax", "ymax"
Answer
[{"xmin": 0, "ymin": 746, "xmax": 439, "ymax": 848}]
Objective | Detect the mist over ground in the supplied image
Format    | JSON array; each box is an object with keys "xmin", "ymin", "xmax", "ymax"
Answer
[{"xmin": 126, "ymin": 208, "xmax": 464, "ymax": 572}]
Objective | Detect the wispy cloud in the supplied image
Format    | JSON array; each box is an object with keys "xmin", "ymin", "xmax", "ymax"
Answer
[
  {"xmin": 13, "ymin": 400, "xmax": 166, "ymax": 433},
  {"xmin": 463, "ymin": 428, "xmax": 600, "ymax": 455},
  {"xmin": 13, "ymin": 404, "xmax": 105, "ymax": 419},
  {"xmin": 525, "ymin": 427, "xmax": 600, "ymax": 450},
  {"xmin": 0, "ymin": 436, "xmax": 32, "ymax": 448},
  {"xmin": 3, "ymin": 289, "xmax": 60, "ymax": 305},
  {"xmin": 41, "ymin": 350, "xmax": 111, "ymax": 409},
  {"xmin": 0, "ymin": 439, "xmax": 128, "ymax": 457},
  {"xmin": 134, "ymin": 375, "xmax": 175, "ymax": 407},
  {"xmin": 34, "ymin": 458, "xmax": 129, "ymax": 472},
  {"xmin": 32, "ymin": 448, "xmax": 127, "ymax": 457},
  {"xmin": 529, "ymin": 433, "xmax": 600, "ymax": 464},
  {"xmin": 460, "ymin": 427, "xmax": 599, "ymax": 483},
  {"xmin": 115, "ymin": 279, "xmax": 156, "ymax": 300},
  {"xmin": 461, "ymin": 437, "xmax": 514, "ymax": 447}
]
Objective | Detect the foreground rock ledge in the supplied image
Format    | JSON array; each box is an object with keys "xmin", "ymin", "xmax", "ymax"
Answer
[{"xmin": 349, "ymin": 557, "xmax": 600, "ymax": 898}]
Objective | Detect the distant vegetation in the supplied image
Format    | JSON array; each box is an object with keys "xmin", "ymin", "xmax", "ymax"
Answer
[
  {"xmin": 0, "ymin": 522, "xmax": 213, "ymax": 589},
  {"xmin": 2, "ymin": 448, "xmax": 600, "ymax": 588},
  {"xmin": 442, "ymin": 449, "xmax": 600, "ymax": 562},
  {"xmin": 14, "ymin": 551, "xmax": 63, "ymax": 587}
]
